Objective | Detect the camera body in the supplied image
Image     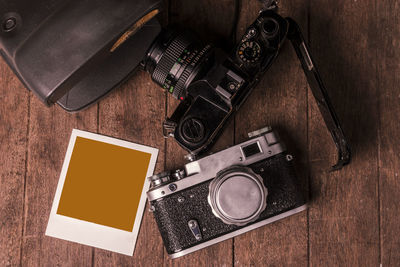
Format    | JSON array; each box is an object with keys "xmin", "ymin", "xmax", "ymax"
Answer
[
  {"xmin": 147, "ymin": 127, "xmax": 306, "ymax": 258},
  {"xmin": 144, "ymin": 10, "xmax": 288, "ymax": 155}
]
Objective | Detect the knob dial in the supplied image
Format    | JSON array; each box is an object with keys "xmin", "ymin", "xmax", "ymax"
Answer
[
  {"xmin": 148, "ymin": 172, "xmax": 170, "ymax": 187},
  {"xmin": 179, "ymin": 117, "xmax": 206, "ymax": 145},
  {"xmin": 237, "ymin": 41, "xmax": 262, "ymax": 63}
]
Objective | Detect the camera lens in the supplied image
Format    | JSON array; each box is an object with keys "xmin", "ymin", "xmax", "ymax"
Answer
[
  {"xmin": 144, "ymin": 30, "xmax": 213, "ymax": 100},
  {"xmin": 208, "ymin": 167, "xmax": 267, "ymax": 226}
]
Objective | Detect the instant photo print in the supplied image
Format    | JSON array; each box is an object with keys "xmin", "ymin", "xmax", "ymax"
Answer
[{"xmin": 45, "ymin": 129, "xmax": 158, "ymax": 255}]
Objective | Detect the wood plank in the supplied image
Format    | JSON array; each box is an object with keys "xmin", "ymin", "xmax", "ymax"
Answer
[
  {"xmin": 93, "ymin": 1, "xmax": 168, "ymax": 264},
  {"xmin": 163, "ymin": 0, "xmax": 236, "ymax": 265},
  {"xmin": 377, "ymin": 0, "xmax": 400, "ymax": 265},
  {"xmin": 93, "ymin": 71, "xmax": 166, "ymax": 266},
  {"xmin": 308, "ymin": 0, "xmax": 379, "ymax": 265},
  {"xmin": 169, "ymin": 0, "xmax": 238, "ymax": 47},
  {"xmin": 0, "ymin": 59, "xmax": 29, "ymax": 266},
  {"xmin": 233, "ymin": 1, "xmax": 309, "ymax": 266},
  {"xmin": 21, "ymin": 96, "xmax": 97, "ymax": 265}
]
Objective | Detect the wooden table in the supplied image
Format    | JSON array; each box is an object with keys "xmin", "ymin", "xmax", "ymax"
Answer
[{"xmin": 1, "ymin": 0, "xmax": 399, "ymax": 266}]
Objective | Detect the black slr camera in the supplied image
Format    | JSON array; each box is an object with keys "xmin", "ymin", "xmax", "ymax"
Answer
[
  {"xmin": 144, "ymin": 10, "xmax": 288, "ymax": 155},
  {"xmin": 147, "ymin": 126, "xmax": 306, "ymax": 258},
  {"xmin": 143, "ymin": 8, "xmax": 350, "ymax": 170}
]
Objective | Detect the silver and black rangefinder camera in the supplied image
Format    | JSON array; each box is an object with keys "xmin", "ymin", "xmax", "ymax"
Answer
[{"xmin": 147, "ymin": 127, "xmax": 307, "ymax": 258}]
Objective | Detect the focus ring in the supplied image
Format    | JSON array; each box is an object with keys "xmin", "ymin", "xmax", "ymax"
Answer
[
  {"xmin": 172, "ymin": 62, "xmax": 192, "ymax": 98},
  {"xmin": 151, "ymin": 34, "xmax": 190, "ymax": 86},
  {"xmin": 173, "ymin": 44, "xmax": 212, "ymax": 99}
]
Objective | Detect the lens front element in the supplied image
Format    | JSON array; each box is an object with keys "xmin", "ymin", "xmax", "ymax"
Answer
[{"xmin": 208, "ymin": 167, "xmax": 267, "ymax": 226}]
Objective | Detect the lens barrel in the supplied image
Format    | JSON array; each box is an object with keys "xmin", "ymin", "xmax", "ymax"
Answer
[
  {"xmin": 208, "ymin": 166, "xmax": 267, "ymax": 226},
  {"xmin": 144, "ymin": 30, "xmax": 213, "ymax": 100}
]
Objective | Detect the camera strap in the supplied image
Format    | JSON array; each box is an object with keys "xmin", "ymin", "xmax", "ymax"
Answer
[
  {"xmin": 286, "ymin": 18, "xmax": 351, "ymax": 171},
  {"xmin": 247, "ymin": 0, "xmax": 350, "ymax": 170}
]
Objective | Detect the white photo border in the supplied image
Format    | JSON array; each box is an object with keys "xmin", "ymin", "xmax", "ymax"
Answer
[{"xmin": 45, "ymin": 129, "xmax": 158, "ymax": 256}]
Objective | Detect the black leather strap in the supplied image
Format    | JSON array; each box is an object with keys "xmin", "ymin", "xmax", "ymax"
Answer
[{"xmin": 287, "ymin": 17, "xmax": 351, "ymax": 171}]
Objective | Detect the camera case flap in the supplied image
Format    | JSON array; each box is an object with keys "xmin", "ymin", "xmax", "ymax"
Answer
[{"xmin": 0, "ymin": 0, "xmax": 162, "ymax": 111}]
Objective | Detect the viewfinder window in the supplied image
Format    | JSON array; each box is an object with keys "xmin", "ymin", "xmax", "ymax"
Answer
[{"xmin": 241, "ymin": 142, "xmax": 261, "ymax": 158}]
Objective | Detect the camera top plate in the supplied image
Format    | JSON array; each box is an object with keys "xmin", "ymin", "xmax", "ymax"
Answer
[{"xmin": 147, "ymin": 129, "xmax": 284, "ymax": 201}]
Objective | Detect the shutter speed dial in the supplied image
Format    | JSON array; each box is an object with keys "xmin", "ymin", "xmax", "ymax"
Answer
[{"xmin": 238, "ymin": 41, "xmax": 262, "ymax": 63}]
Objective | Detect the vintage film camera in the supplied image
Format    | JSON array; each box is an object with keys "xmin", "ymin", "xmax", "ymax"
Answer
[{"xmin": 147, "ymin": 126, "xmax": 307, "ymax": 258}]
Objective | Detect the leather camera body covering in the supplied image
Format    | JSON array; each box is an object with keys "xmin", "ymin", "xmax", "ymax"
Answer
[{"xmin": 0, "ymin": 0, "xmax": 162, "ymax": 111}]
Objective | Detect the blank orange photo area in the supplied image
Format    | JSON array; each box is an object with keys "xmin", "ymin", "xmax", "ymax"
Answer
[{"xmin": 57, "ymin": 137, "xmax": 151, "ymax": 232}]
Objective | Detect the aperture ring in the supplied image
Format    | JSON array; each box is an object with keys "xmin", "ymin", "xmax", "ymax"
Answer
[
  {"xmin": 151, "ymin": 34, "xmax": 191, "ymax": 86},
  {"xmin": 173, "ymin": 44, "xmax": 212, "ymax": 99}
]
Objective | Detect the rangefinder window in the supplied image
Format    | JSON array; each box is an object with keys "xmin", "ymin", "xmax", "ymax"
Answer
[{"xmin": 241, "ymin": 141, "xmax": 262, "ymax": 158}]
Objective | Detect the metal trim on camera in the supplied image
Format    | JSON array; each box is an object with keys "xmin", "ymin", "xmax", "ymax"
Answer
[
  {"xmin": 147, "ymin": 127, "xmax": 284, "ymax": 201},
  {"xmin": 169, "ymin": 204, "xmax": 307, "ymax": 259}
]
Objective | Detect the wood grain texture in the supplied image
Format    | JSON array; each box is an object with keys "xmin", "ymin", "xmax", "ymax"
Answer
[
  {"xmin": 1, "ymin": 0, "xmax": 400, "ymax": 266},
  {"xmin": 0, "ymin": 60, "xmax": 29, "ymax": 266},
  {"xmin": 308, "ymin": 0, "xmax": 380, "ymax": 266},
  {"xmin": 93, "ymin": 71, "xmax": 166, "ymax": 267},
  {"xmin": 378, "ymin": 0, "xmax": 400, "ymax": 265},
  {"xmin": 164, "ymin": 1, "xmax": 236, "ymax": 266},
  {"xmin": 233, "ymin": 1, "xmax": 309, "ymax": 266},
  {"xmin": 21, "ymin": 96, "xmax": 97, "ymax": 266}
]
